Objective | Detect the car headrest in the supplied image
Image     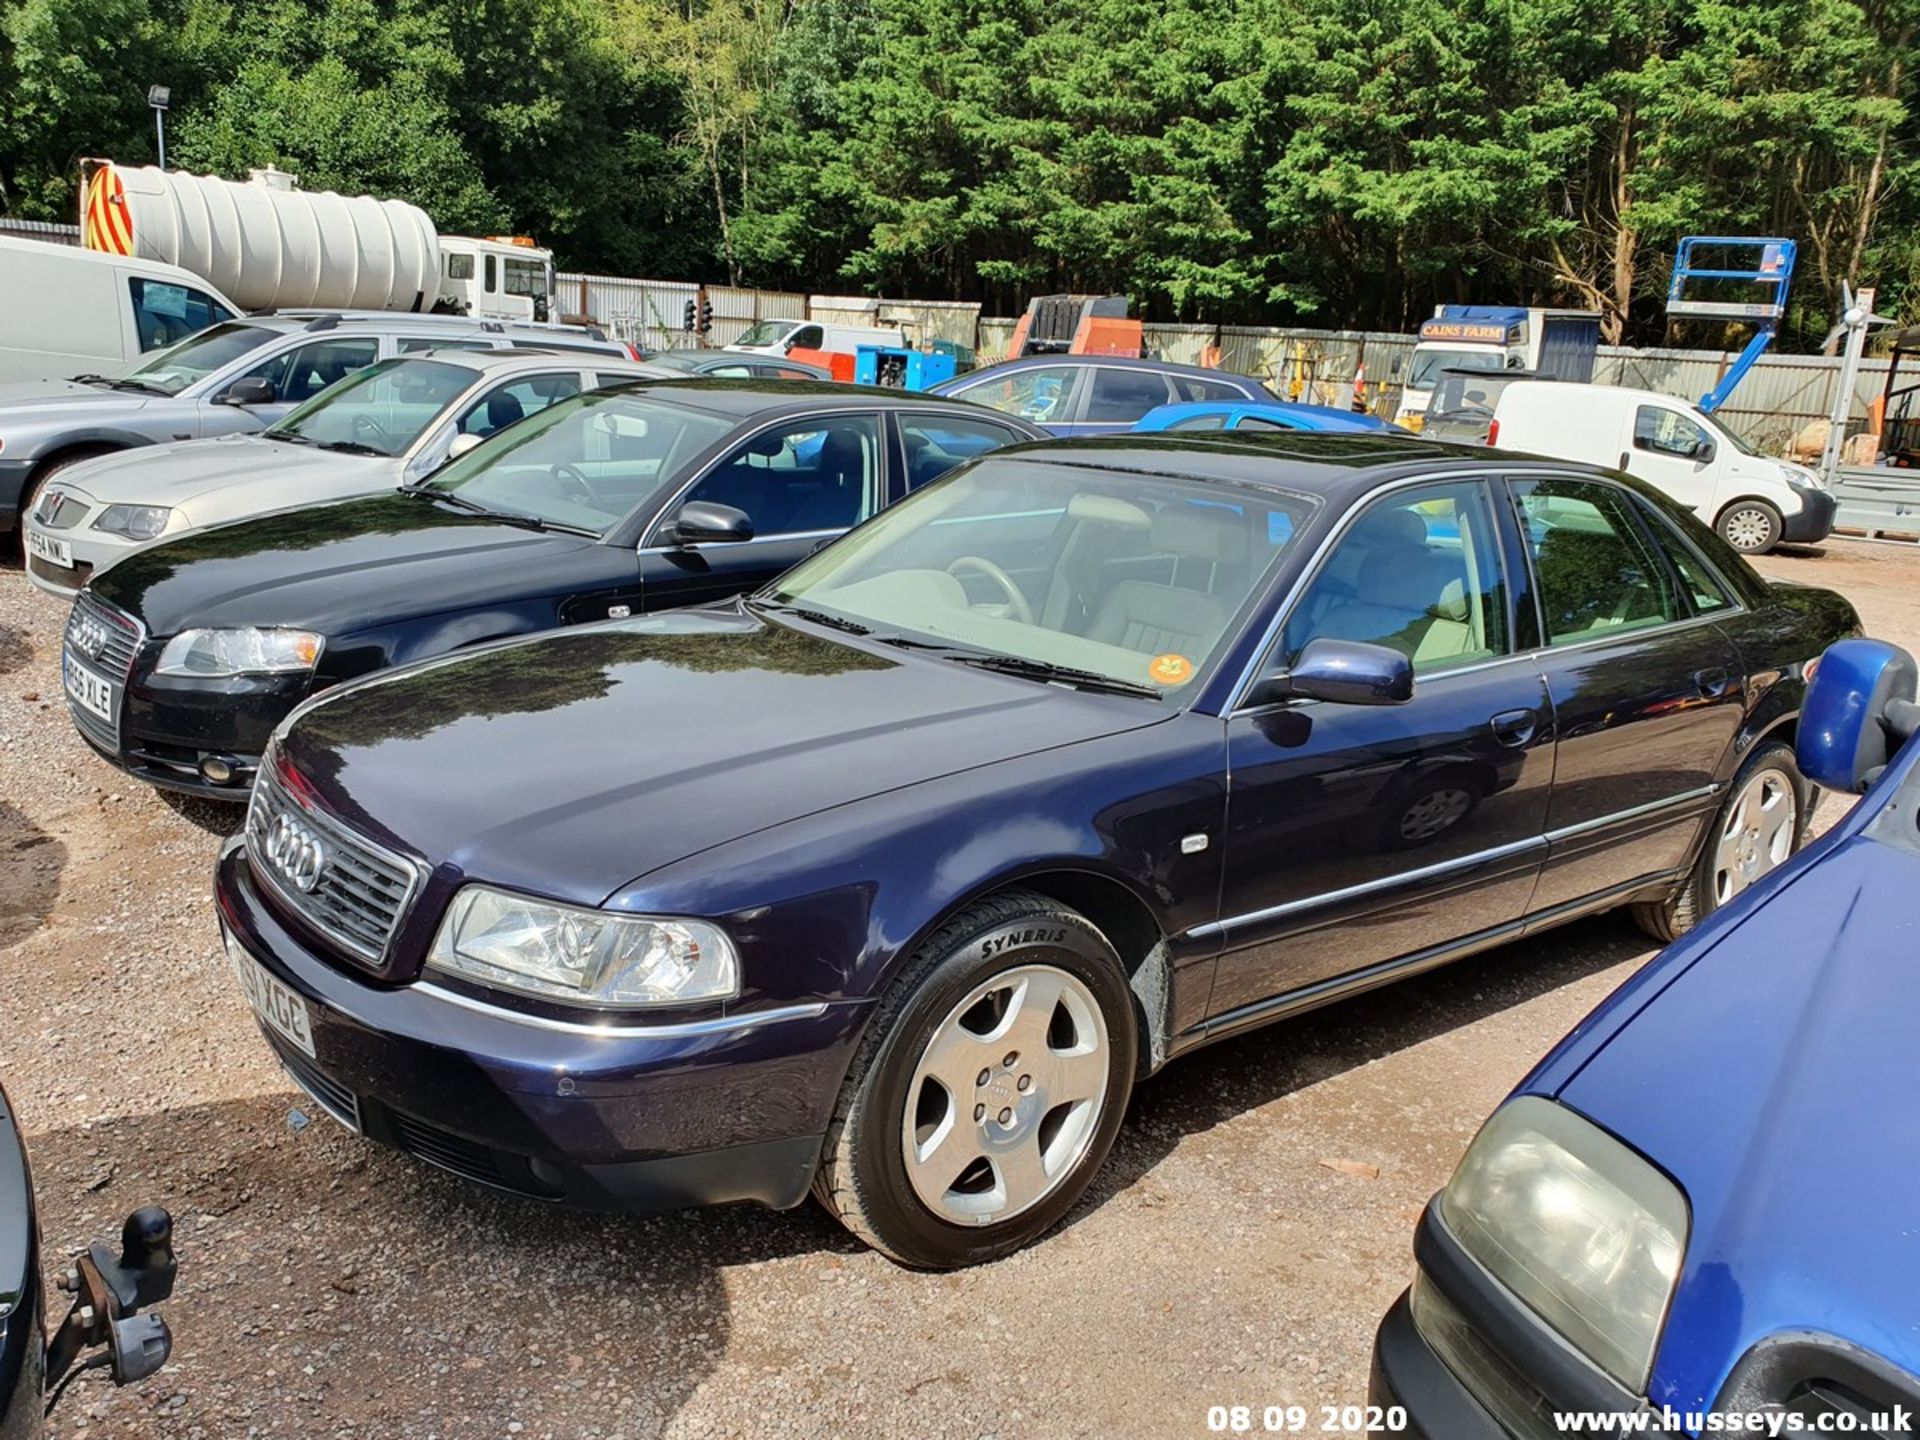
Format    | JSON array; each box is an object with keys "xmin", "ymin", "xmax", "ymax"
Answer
[
  {"xmin": 1067, "ymin": 493, "xmax": 1153, "ymax": 528},
  {"xmin": 1352, "ymin": 506, "xmax": 1427, "ymax": 548},
  {"xmin": 1152, "ymin": 504, "xmax": 1243, "ymax": 562}
]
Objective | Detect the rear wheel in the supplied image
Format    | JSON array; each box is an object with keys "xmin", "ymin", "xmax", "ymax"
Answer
[
  {"xmin": 814, "ymin": 890, "xmax": 1138, "ymax": 1268},
  {"xmin": 1632, "ymin": 739, "xmax": 1807, "ymax": 943},
  {"xmin": 1716, "ymin": 499, "xmax": 1783, "ymax": 554}
]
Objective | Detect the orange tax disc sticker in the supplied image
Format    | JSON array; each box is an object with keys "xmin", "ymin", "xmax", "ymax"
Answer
[{"xmin": 1148, "ymin": 653, "xmax": 1194, "ymax": 686}]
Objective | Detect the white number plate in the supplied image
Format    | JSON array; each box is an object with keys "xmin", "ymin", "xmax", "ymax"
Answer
[
  {"xmin": 62, "ymin": 652, "xmax": 114, "ymax": 723},
  {"xmin": 27, "ymin": 530, "xmax": 72, "ymax": 567},
  {"xmin": 224, "ymin": 929, "xmax": 316, "ymax": 1058}
]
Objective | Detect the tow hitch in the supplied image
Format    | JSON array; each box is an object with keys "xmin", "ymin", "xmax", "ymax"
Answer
[{"xmin": 44, "ymin": 1206, "xmax": 176, "ymax": 1413}]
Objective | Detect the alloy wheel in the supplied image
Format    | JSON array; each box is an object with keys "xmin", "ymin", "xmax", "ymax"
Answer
[
  {"xmin": 901, "ymin": 964, "xmax": 1111, "ymax": 1226},
  {"xmin": 1712, "ymin": 766, "xmax": 1798, "ymax": 905},
  {"xmin": 1722, "ymin": 505, "xmax": 1774, "ymax": 551}
]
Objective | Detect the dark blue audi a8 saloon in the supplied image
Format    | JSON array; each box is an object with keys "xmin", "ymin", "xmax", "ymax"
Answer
[{"xmin": 211, "ymin": 433, "xmax": 1857, "ymax": 1268}]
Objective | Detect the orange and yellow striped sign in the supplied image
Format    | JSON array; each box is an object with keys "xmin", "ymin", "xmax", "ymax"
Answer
[{"xmin": 83, "ymin": 166, "xmax": 134, "ymax": 255}]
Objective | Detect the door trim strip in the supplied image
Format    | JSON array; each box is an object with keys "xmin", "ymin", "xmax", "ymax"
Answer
[{"xmin": 1542, "ymin": 784, "xmax": 1720, "ymax": 846}]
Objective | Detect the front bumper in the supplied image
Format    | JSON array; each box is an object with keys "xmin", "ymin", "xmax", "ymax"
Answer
[
  {"xmin": 1371, "ymin": 1291, "xmax": 1503, "ymax": 1440},
  {"xmin": 1783, "ymin": 487, "xmax": 1837, "ymax": 544},
  {"xmin": 213, "ymin": 839, "xmax": 866, "ymax": 1211},
  {"xmin": 23, "ymin": 522, "xmax": 133, "ymax": 597},
  {"xmin": 70, "ymin": 654, "xmax": 306, "ymax": 798}
]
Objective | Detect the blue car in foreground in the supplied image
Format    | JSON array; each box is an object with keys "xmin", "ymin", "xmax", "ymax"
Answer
[
  {"xmin": 1133, "ymin": 400, "xmax": 1407, "ymax": 435},
  {"xmin": 1372, "ymin": 636, "xmax": 1920, "ymax": 1435}
]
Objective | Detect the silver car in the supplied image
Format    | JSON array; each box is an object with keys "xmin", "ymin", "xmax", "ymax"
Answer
[
  {"xmin": 24, "ymin": 349, "xmax": 666, "ymax": 595},
  {"xmin": 0, "ymin": 310, "xmax": 640, "ymax": 536}
]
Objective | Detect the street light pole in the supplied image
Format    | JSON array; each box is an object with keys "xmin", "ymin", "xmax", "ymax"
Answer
[{"xmin": 147, "ymin": 85, "xmax": 170, "ymax": 169}]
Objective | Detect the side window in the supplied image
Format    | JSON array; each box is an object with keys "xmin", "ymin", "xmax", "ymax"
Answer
[
  {"xmin": 1167, "ymin": 414, "xmax": 1228, "ymax": 432},
  {"xmin": 484, "ymin": 255, "xmax": 497, "ymax": 293},
  {"xmin": 679, "ymin": 413, "xmax": 880, "ymax": 537},
  {"xmin": 959, "ymin": 365, "xmax": 1076, "ymax": 425},
  {"xmin": 898, "ymin": 414, "xmax": 1024, "ymax": 489},
  {"xmin": 1512, "ymin": 478, "xmax": 1681, "ymax": 644},
  {"xmin": 242, "ymin": 337, "xmax": 380, "ymax": 405},
  {"xmin": 771, "ymin": 365, "xmax": 820, "ymax": 380},
  {"xmin": 786, "ymin": 324, "xmax": 823, "ymax": 351},
  {"xmin": 1170, "ymin": 376, "xmax": 1249, "ymax": 403},
  {"xmin": 446, "ymin": 253, "xmax": 475, "ymax": 281},
  {"xmin": 1640, "ymin": 503, "xmax": 1735, "ymax": 614},
  {"xmin": 1283, "ymin": 481, "xmax": 1509, "ymax": 674},
  {"xmin": 1633, "ymin": 405, "xmax": 1710, "ymax": 459},
  {"xmin": 127, "ymin": 277, "xmax": 226, "ymax": 352},
  {"xmin": 1235, "ymin": 415, "xmax": 1300, "ymax": 433},
  {"xmin": 397, "ymin": 337, "xmax": 496, "ymax": 354},
  {"xmin": 503, "ymin": 258, "xmax": 545, "ymax": 297},
  {"xmin": 456, "ymin": 373, "xmax": 582, "ymax": 438},
  {"xmin": 703, "ymin": 363, "xmax": 755, "ymax": 378},
  {"xmin": 594, "ymin": 371, "xmax": 643, "ymax": 390},
  {"xmin": 1084, "ymin": 367, "xmax": 1174, "ymax": 423}
]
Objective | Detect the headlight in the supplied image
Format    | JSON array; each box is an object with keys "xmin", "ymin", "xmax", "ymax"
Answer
[
  {"xmin": 427, "ymin": 886, "xmax": 740, "ymax": 1008},
  {"xmin": 1439, "ymin": 1097, "xmax": 1688, "ymax": 1392},
  {"xmin": 154, "ymin": 627, "xmax": 324, "ymax": 677},
  {"xmin": 91, "ymin": 503, "xmax": 173, "ymax": 540},
  {"xmin": 1776, "ymin": 462, "xmax": 1817, "ymax": 490}
]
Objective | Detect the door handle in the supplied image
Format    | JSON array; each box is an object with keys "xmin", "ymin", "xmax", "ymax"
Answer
[
  {"xmin": 1489, "ymin": 707, "xmax": 1537, "ymax": 747},
  {"xmin": 1694, "ymin": 667, "xmax": 1729, "ymax": 698}
]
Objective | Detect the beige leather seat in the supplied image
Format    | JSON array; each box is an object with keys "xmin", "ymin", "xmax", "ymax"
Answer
[{"xmin": 1084, "ymin": 506, "xmax": 1245, "ymax": 656}]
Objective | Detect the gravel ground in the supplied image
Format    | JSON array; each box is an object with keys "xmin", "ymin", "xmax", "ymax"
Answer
[{"xmin": 1, "ymin": 536, "xmax": 1911, "ymax": 1440}]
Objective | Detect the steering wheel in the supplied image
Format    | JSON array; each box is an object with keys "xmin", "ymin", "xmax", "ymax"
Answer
[
  {"xmin": 352, "ymin": 414, "xmax": 392, "ymax": 448},
  {"xmin": 550, "ymin": 462, "xmax": 595, "ymax": 504},
  {"xmin": 947, "ymin": 555, "xmax": 1034, "ymax": 624}
]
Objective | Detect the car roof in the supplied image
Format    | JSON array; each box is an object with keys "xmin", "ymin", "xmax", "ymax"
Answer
[
  {"xmin": 958, "ymin": 353, "xmax": 1270, "ymax": 384},
  {"xmin": 598, "ymin": 377, "xmax": 1021, "ymax": 417},
  {"xmin": 994, "ymin": 431, "xmax": 1547, "ymax": 501},
  {"xmin": 1146, "ymin": 399, "xmax": 1366, "ymax": 422},
  {"xmin": 400, "ymin": 347, "xmax": 662, "ymax": 375}
]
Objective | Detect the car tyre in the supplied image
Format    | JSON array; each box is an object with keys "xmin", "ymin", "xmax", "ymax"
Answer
[
  {"xmin": 1632, "ymin": 739, "xmax": 1809, "ymax": 943},
  {"xmin": 814, "ymin": 889, "xmax": 1138, "ymax": 1268},
  {"xmin": 1715, "ymin": 498, "xmax": 1783, "ymax": 554}
]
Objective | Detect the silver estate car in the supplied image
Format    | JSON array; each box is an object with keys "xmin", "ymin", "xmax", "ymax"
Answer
[
  {"xmin": 24, "ymin": 349, "xmax": 668, "ymax": 595},
  {"xmin": 0, "ymin": 311, "xmax": 641, "ymax": 536}
]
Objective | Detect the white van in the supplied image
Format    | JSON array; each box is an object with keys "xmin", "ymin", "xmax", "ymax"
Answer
[
  {"xmin": 1490, "ymin": 381, "xmax": 1835, "ymax": 553},
  {"xmin": 0, "ymin": 237, "xmax": 242, "ymax": 384},
  {"xmin": 727, "ymin": 318, "xmax": 906, "ymax": 358}
]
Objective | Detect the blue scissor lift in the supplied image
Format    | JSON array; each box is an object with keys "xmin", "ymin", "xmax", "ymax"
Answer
[{"xmin": 1665, "ymin": 236, "xmax": 1798, "ymax": 414}]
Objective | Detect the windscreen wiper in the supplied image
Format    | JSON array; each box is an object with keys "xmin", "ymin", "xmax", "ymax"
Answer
[
  {"xmin": 751, "ymin": 598, "xmax": 871, "ymax": 635},
  {"xmin": 315, "ymin": 440, "xmax": 387, "ymax": 456},
  {"xmin": 108, "ymin": 378, "xmax": 170, "ymax": 395},
  {"xmin": 68, "ymin": 373, "xmax": 115, "ymax": 387},
  {"xmin": 263, "ymin": 431, "xmax": 313, "ymax": 445},
  {"xmin": 871, "ymin": 636, "xmax": 1162, "ymax": 698}
]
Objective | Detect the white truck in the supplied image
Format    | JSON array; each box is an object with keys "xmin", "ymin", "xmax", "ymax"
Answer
[
  {"xmin": 1395, "ymin": 305, "xmax": 1601, "ymax": 429},
  {"xmin": 1489, "ymin": 381, "xmax": 1836, "ymax": 553},
  {"xmin": 79, "ymin": 161, "xmax": 556, "ymax": 322}
]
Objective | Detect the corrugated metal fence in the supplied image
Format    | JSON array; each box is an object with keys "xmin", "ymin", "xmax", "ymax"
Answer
[{"xmin": 0, "ymin": 218, "xmax": 80, "ymax": 244}]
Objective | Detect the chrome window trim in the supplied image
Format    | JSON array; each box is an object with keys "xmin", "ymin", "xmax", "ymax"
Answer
[
  {"xmin": 1224, "ymin": 467, "xmax": 1521, "ymax": 713},
  {"xmin": 1225, "ymin": 464, "xmax": 1753, "ymax": 715},
  {"xmin": 637, "ymin": 409, "xmax": 889, "ymax": 549},
  {"xmin": 1188, "ymin": 783, "xmax": 1721, "ymax": 942},
  {"xmin": 414, "ymin": 983, "xmax": 829, "ymax": 1037}
]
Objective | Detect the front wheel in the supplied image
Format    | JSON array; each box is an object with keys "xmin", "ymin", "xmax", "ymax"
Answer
[
  {"xmin": 1716, "ymin": 498, "xmax": 1783, "ymax": 553},
  {"xmin": 1632, "ymin": 739, "xmax": 1808, "ymax": 943},
  {"xmin": 815, "ymin": 891, "xmax": 1138, "ymax": 1268}
]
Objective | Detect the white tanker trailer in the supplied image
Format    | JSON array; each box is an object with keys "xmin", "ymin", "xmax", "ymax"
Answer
[{"xmin": 78, "ymin": 160, "xmax": 555, "ymax": 322}]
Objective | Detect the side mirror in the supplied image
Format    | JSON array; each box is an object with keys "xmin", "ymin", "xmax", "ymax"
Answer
[
  {"xmin": 1246, "ymin": 638, "xmax": 1414, "ymax": 707},
  {"xmin": 1691, "ymin": 438, "xmax": 1716, "ymax": 463},
  {"xmin": 665, "ymin": 500, "xmax": 754, "ymax": 546},
  {"xmin": 1797, "ymin": 638, "xmax": 1920, "ymax": 792},
  {"xmin": 447, "ymin": 432, "xmax": 486, "ymax": 461},
  {"xmin": 219, "ymin": 376, "xmax": 275, "ymax": 407}
]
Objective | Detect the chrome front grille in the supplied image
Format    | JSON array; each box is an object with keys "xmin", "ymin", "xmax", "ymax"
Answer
[
  {"xmin": 63, "ymin": 592, "xmax": 144, "ymax": 749},
  {"xmin": 38, "ymin": 491, "xmax": 90, "ymax": 530},
  {"xmin": 246, "ymin": 767, "xmax": 420, "ymax": 968}
]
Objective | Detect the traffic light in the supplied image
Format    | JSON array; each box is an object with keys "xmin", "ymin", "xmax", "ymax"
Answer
[
  {"xmin": 682, "ymin": 298, "xmax": 696, "ymax": 333},
  {"xmin": 699, "ymin": 296, "xmax": 714, "ymax": 334}
]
